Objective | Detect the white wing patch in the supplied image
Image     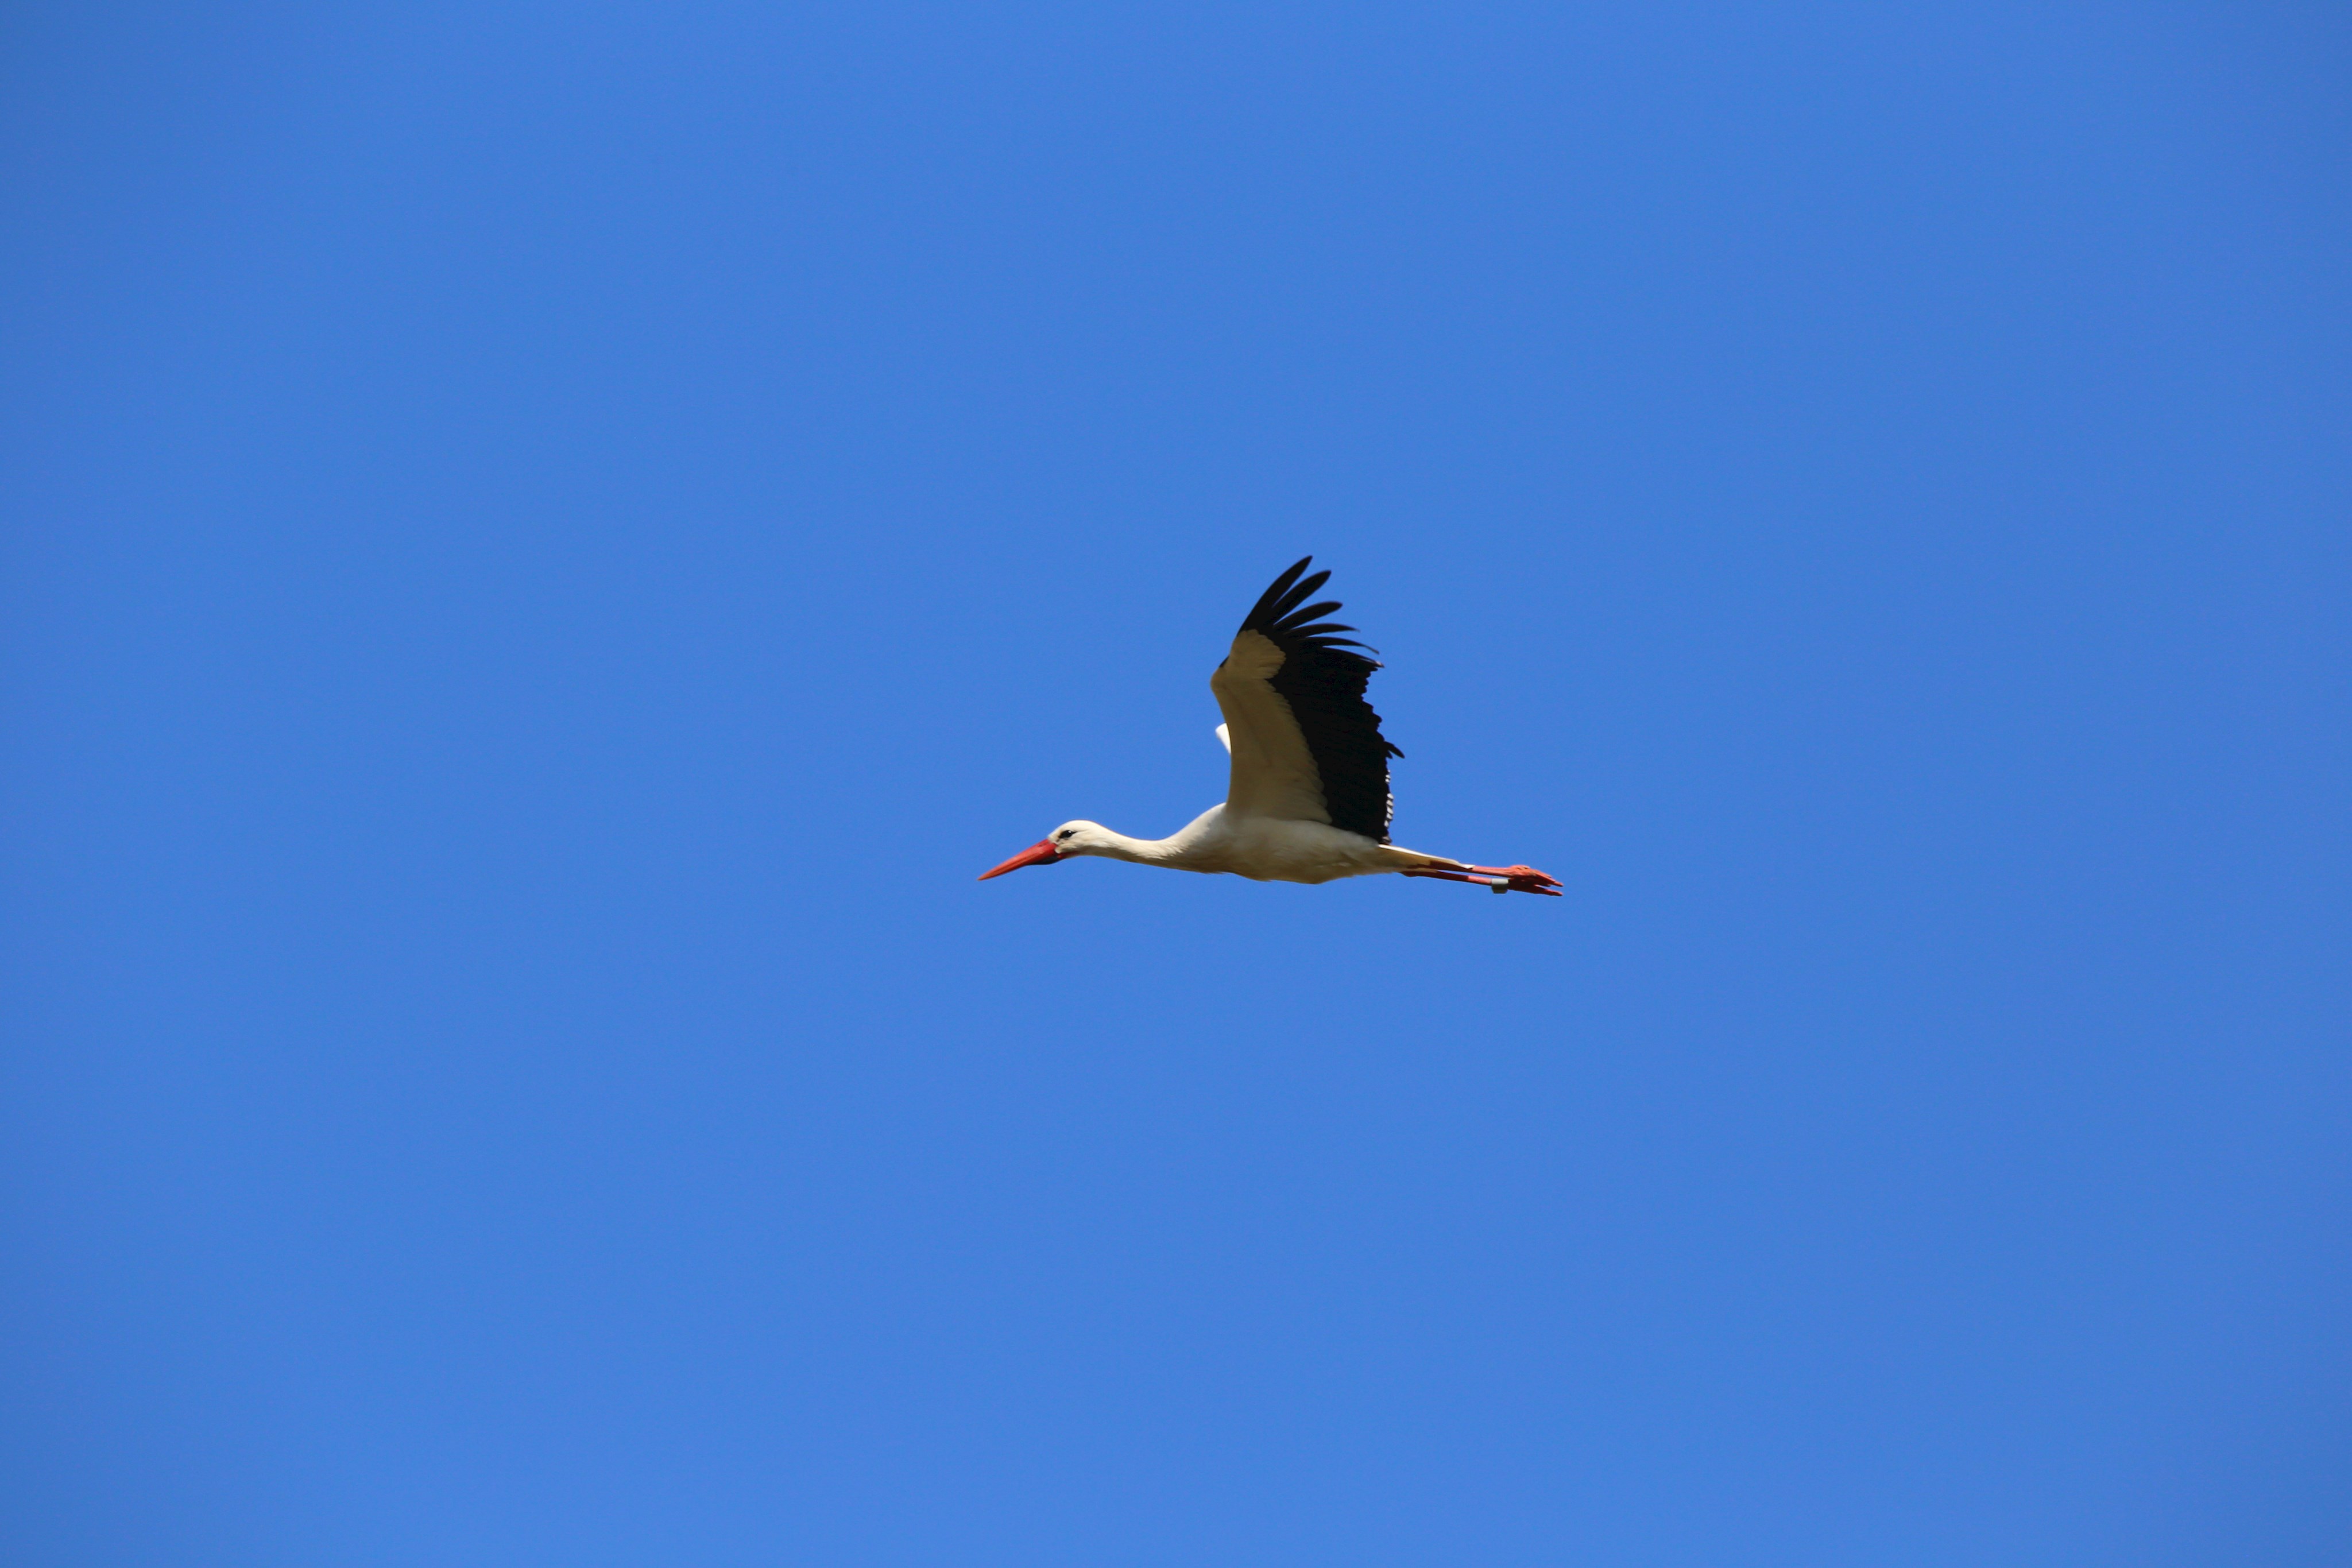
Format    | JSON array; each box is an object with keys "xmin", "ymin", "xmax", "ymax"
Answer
[
  {"xmin": 1211, "ymin": 628, "xmax": 1331, "ymax": 824},
  {"xmin": 1215, "ymin": 723, "xmax": 1231, "ymax": 753}
]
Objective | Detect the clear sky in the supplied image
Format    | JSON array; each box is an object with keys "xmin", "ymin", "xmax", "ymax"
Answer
[{"xmin": 5, "ymin": 3, "xmax": 2347, "ymax": 1564}]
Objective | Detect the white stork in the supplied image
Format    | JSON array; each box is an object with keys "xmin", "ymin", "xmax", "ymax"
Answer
[{"xmin": 980, "ymin": 558, "xmax": 1561, "ymax": 896}]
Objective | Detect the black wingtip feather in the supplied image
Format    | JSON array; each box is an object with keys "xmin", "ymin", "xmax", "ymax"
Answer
[
  {"xmin": 1244, "ymin": 557, "xmax": 1316, "ymax": 628},
  {"xmin": 1272, "ymin": 571, "xmax": 1332, "ymax": 617}
]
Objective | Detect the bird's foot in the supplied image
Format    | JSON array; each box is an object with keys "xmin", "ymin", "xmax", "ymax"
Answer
[{"xmin": 1467, "ymin": 864, "xmax": 1562, "ymax": 895}]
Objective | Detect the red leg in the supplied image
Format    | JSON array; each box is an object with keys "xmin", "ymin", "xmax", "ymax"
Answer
[{"xmin": 1400, "ymin": 864, "xmax": 1562, "ymax": 896}]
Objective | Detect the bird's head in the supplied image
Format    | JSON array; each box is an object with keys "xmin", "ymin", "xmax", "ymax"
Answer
[{"xmin": 977, "ymin": 820, "xmax": 1108, "ymax": 880}]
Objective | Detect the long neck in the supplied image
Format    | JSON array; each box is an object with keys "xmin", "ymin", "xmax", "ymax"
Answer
[
  {"xmin": 1090, "ymin": 805, "xmax": 1224, "ymax": 866},
  {"xmin": 1090, "ymin": 827, "xmax": 1185, "ymax": 865}
]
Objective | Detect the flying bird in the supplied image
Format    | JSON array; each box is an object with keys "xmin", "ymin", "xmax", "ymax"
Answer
[{"xmin": 980, "ymin": 558, "xmax": 1561, "ymax": 896}]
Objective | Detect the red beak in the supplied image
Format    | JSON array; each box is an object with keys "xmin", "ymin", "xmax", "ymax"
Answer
[{"xmin": 977, "ymin": 838, "xmax": 1063, "ymax": 880}]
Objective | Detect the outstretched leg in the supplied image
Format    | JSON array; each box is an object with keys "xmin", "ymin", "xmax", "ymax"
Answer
[{"xmin": 1383, "ymin": 847, "xmax": 1562, "ymax": 896}]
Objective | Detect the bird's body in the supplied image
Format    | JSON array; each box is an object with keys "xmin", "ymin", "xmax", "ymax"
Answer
[
  {"xmin": 1035, "ymin": 806, "xmax": 1413, "ymax": 885},
  {"xmin": 981, "ymin": 558, "xmax": 1560, "ymax": 896}
]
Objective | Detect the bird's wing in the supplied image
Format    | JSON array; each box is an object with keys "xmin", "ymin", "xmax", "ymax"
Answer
[
  {"xmin": 1215, "ymin": 723, "xmax": 1231, "ymax": 753},
  {"xmin": 1209, "ymin": 557, "xmax": 1402, "ymax": 841}
]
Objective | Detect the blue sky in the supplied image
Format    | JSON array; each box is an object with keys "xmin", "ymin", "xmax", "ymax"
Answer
[{"xmin": 5, "ymin": 3, "xmax": 2347, "ymax": 1563}]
